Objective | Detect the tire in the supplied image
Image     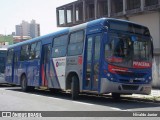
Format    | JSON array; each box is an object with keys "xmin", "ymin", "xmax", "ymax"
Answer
[
  {"xmin": 112, "ymin": 93, "xmax": 121, "ymax": 100},
  {"xmin": 71, "ymin": 76, "xmax": 79, "ymax": 100},
  {"xmin": 21, "ymin": 75, "xmax": 29, "ymax": 92}
]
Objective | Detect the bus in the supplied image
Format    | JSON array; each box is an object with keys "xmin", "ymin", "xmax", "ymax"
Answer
[
  {"xmin": 5, "ymin": 18, "xmax": 153, "ymax": 99},
  {"xmin": 0, "ymin": 48, "xmax": 7, "ymax": 84}
]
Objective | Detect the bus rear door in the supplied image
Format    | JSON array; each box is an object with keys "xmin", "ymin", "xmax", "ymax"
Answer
[{"xmin": 41, "ymin": 44, "xmax": 51, "ymax": 87}]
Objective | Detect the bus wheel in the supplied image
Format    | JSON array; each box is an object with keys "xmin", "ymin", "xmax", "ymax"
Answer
[
  {"xmin": 71, "ymin": 76, "xmax": 79, "ymax": 100},
  {"xmin": 112, "ymin": 93, "xmax": 121, "ymax": 100},
  {"xmin": 21, "ymin": 75, "xmax": 28, "ymax": 92}
]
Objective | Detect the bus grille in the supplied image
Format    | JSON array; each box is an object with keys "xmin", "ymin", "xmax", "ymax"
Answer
[
  {"xmin": 117, "ymin": 72, "xmax": 146, "ymax": 78},
  {"xmin": 122, "ymin": 85, "xmax": 139, "ymax": 90},
  {"xmin": 119, "ymin": 79, "xmax": 144, "ymax": 83}
]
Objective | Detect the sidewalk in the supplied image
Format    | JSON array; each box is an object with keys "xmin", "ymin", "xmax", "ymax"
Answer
[{"xmin": 129, "ymin": 89, "xmax": 160, "ymax": 103}]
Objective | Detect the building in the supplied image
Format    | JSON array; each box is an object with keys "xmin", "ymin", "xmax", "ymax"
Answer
[
  {"xmin": 13, "ymin": 36, "xmax": 32, "ymax": 44},
  {"xmin": 30, "ymin": 20, "xmax": 40, "ymax": 38},
  {"xmin": 15, "ymin": 20, "xmax": 40, "ymax": 39},
  {"xmin": 56, "ymin": 0, "xmax": 160, "ymax": 87}
]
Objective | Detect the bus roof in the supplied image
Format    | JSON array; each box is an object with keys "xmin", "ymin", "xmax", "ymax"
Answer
[{"xmin": 8, "ymin": 18, "xmax": 148, "ymax": 50}]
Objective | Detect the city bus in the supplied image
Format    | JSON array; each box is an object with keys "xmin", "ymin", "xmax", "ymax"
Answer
[
  {"xmin": 5, "ymin": 18, "xmax": 153, "ymax": 99},
  {"xmin": 0, "ymin": 48, "xmax": 7, "ymax": 84}
]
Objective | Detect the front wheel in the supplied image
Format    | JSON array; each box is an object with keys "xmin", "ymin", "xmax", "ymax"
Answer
[{"xmin": 71, "ymin": 76, "xmax": 79, "ymax": 100}]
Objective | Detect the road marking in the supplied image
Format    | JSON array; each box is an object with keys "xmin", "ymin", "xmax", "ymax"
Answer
[
  {"xmin": 109, "ymin": 107, "xmax": 122, "ymax": 111},
  {"xmin": 72, "ymin": 101, "xmax": 94, "ymax": 106},
  {"xmin": 51, "ymin": 97, "xmax": 63, "ymax": 101}
]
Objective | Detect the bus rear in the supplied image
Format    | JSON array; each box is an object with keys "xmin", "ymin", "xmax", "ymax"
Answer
[{"xmin": 101, "ymin": 19, "xmax": 153, "ymax": 97}]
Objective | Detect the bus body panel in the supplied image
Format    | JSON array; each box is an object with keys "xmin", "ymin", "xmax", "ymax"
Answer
[
  {"xmin": 100, "ymin": 78, "xmax": 151, "ymax": 94},
  {"xmin": 66, "ymin": 56, "xmax": 83, "ymax": 91}
]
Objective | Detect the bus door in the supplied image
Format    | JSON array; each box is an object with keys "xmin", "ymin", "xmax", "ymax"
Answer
[
  {"xmin": 13, "ymin": 52, "xmax": 19, "ymax": 84},
  {"xmin": 84, "ymin": 33, "xmax": 102, "ymax": 91},
  {"xmin": 41, "ymin": 44, "xmax": 51, "ymax": 87}
]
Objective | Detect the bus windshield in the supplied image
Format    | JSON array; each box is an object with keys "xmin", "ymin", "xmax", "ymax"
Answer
[{"xmin": 105, "ymin": 32, "xmax": 152, "ymax": 68}]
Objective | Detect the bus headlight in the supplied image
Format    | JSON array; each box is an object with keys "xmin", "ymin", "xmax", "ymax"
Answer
[
  {"xmin": 107, "ymin": 73, "xmax": 111, "ymax": 77},
  {"xmin": 111, "ymin": 78, "xmax": 114, "ymax": 81},
  {"xmin": 149, "ymin": 76, "xmax": 152, "ymax": 80}
]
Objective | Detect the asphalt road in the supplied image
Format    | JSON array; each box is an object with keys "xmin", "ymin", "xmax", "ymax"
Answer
[{"xmin": 0, "ymin": 85, "xmax": 160, "ymax": 120}]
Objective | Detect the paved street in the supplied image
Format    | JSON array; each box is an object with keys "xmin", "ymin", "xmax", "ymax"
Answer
[{"xmin": 0, "ymin": 85, "xmax": 160, "ymax": 120}]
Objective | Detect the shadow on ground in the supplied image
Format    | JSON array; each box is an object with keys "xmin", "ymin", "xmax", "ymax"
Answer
[{"xmin": 5, "ymin": 87, "xmax": 160, "ymax": 111}]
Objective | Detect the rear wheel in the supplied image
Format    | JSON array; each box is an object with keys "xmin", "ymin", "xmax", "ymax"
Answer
[
  {"xmin": 112, "ymin": 93, "xmax": 121, "ymax": 100},
  {"xmin": 71, "ymin": 76, "xmax": 79, "ymax": 100},
  {"xmin": 21, "ymin": 75, "xmax": 28, "ymax": 92}
]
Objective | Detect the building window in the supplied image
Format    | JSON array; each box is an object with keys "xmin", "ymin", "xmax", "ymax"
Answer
[
  {"xmin": 145, "ymin": 0, "xmax": 158, "ymax": 6},
  {"xmin": 52, "ymin": 35, "xmax": 68, "ymax": 58},
  {"xmin": 68, "ymin": 31, "xmax": 84, "ymax": 56},
  {"xmin": 58, "ymin": 10, "xmax": 65, "ymax": 25},
  {"xmin": 76, "ymin": 2, "xmax": 83, "ymax": 21},
  {"xmin": 86, "ymin": 0, "xmax": 95, "ymax": 20},
  {"xmin": 111, "ymin": 0, "xmax": 123, "ymax": 13},
  {"xmin": 67, "ymin": 6, "xmax": 73, "ymax": 23},
  {"xmin": 127, "ymin": 0, "xmax": 141, "ymax": 10},
  {"xmin": 98, "ymin": 0, "xmax": 108, "ymax": 17}
]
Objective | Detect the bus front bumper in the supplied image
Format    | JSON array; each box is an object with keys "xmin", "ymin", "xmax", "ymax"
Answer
[{"xmin": 100, "ymin": 78, "xmax": 152, "ymax": 95}]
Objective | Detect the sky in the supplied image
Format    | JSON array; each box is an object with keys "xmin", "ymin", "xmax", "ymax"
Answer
[{"xmin": 0, "ymin": 0, "xmax": 76, "ymax": 35}]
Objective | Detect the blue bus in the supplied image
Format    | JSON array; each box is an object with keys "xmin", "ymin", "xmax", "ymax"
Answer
[{"xmin": 5, "ymin": 18, "xmax": 153, "ymax": 99}]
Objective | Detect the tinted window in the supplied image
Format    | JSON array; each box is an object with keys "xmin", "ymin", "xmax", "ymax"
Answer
[
  {"xmin": 29, "ymin": 41, "xmax": 41, "ymax": 60},
  {"xmin": 20, "ymin": 45, "xmax": 30, "ymax": 61},
  {"xmin": 70, "ymin": 31, "xmax": 84, "ymax": 43},
  {"xmin": 109, "ymin": 21, "xmax": 150, "ymax": 36},
  {"xmin": 52, "ymin": 35, "xmax": 68, "ymax": 58},
  {"xmin": 68, "ymin": 31, "xmax": 84, "ymax": 56},
  {"xmin": 7, "ymin": 49, "xmax": 14, "ymax": 64}
]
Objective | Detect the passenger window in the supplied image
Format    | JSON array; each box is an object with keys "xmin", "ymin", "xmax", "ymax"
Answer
[
  {"xmin": 52, "ymin": 35, "xmax": 68, "ymax": 58},
  {"xmin": 7, "ymin": 49, "xmax": 14, "ymax": 63},
  {"xmin": 68, "ymin": 30, "xmax": 84, "ymax": 56},
  {"xmin": 29, "ymin": 41, "xmax": 41, "ymax": 60},
  {"xmin": 20, "ymin": 45, "xmax": 30, "ymax": 61}
]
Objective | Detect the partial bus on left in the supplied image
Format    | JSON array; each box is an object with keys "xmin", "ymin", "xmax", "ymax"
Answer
[{"xmin": 0, "ymin": 48, "xmax": 7, "ymax": 84}]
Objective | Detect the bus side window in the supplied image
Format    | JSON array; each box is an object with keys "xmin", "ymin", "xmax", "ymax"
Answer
[
  {"xmin": 30, "ymin": 43, "xmax": 36, "ymax": 60},
  {"xmin": 20, "ymin": 44, "xmax": 30, "ymax": 61},
  {"xmin": 35, "ymin": 41, "xmax": 41, "ymax": 59},
  {"xmin": 68, "ymin": 30, "xmax": 84, "ymax": 56},
  {"xmin": 7, "ymin": 49, "xmax": 14, "ymax": 64},
  {"xmin": 52, "ymin": 35, "xmax": 68, "ymax": 58}
]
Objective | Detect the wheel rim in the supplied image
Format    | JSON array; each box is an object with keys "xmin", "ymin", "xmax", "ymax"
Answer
[{"xmin": 22, "ymin": 77, "xmax": 26, "ymax": 90}]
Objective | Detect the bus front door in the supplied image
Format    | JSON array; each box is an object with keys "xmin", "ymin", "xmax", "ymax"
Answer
[
  {"xmin": 41, "ymin": 44, "xmax": 51, "ymax": 87},
  {"xmin": 84, "ymin": 34, "xmax": 101, "ymax": 91}
]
